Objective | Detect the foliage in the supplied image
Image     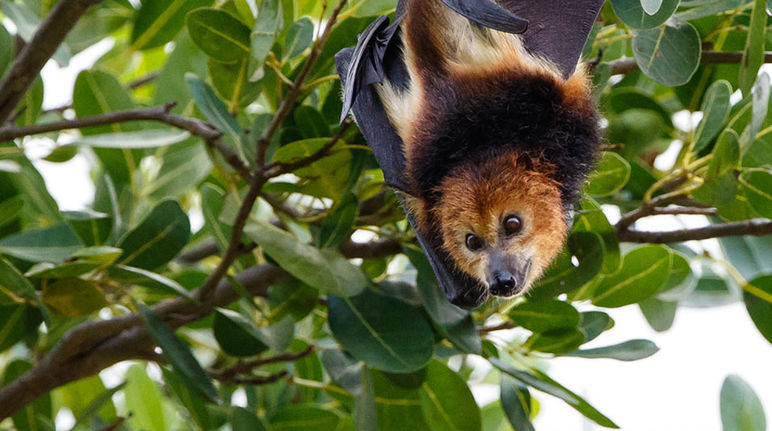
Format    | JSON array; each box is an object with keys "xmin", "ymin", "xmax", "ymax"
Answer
[{"xmin": 0, "ymin": 0, "xmax": 771, "ymax": 429}]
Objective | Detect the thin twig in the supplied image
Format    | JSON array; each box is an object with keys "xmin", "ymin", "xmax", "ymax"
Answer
[
  {"xmin": 477, "ymin": 321, "xmax": 516, "ymax": 334},
  {"xmin": 618, "ymin": 218, "xmax": 772, "ymax": 243},
  {"xmin": 609, "ymin": 51, "xmax": 772, "ymax": 75},
  {"xmin": 265, "ymin": 119, "xmax": 353, "ymax": 177},
  {"xmin": 0, "ymin": 103, "xmax": 253, "ymax": 181},
  {"xmin": 208, "ymin": 346, "xmax": 315, "ymax": 381},
  {"xmin": 256, "ymin": 0, "xmax": 349, "ymax": 167},
  {"xmin": 128, "ymin": 71, "xmax": 160, "ymax": 90},
  {"xmin": 212, "ymin": 371, "xmax": 289, "ymax": 386},
  {"xmin": 0, "ymin": 0, "xmax": 102, "ymax": 123}
]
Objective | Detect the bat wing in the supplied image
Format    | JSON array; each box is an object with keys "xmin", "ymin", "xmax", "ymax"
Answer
[{"xmin": 500, "ymin": 0, "xmax": 605, "ymax": 78}]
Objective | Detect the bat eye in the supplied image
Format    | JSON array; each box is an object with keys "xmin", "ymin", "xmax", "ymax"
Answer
[
  {"xmin": 504, "ymin": 215, "xmax": 523, "ymax": 236},
  {"xmin": 465, "ymin": 234, "xmax": 484, "ymax": 251}
]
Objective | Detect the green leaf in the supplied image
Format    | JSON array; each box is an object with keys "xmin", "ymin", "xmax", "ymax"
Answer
[
  {"xmin": 153, "ymin": 31, "xmax": 209, "ymax": 110},
  {"xmin": 147, "ymin": 141, "xmax": 212, "ymax": 200},
  {"xmin": 509, "ymin": 299, "xmax": 581, "ymax": 333},
  {"xmin": 0, "ymin": 306, "xmax": 39, "ymax": 352},
  {"xmin": 71, "ymin": 246, "xmax": 124, "ymax": 265},
  {"xmin": 270, "ymin": 405, "xmax": 340, "ymax": 431},
  {"xmin": 317, "ymin": 192, "xmax": 358, "ymax": 248},
  {"xmin": 70, "ymin": 130, "xmax": 191, "ymax": 149},
  {"xmin": 162, "ymin": 367, "xmax": 214, "ymax": 431},
  {"xmin": 0, "ymin": 257, "xmax": 39, "ymax": 305},
  {"xmin": 580, "ymin": 311, "xmax": 614, "ymax": 342},
  {"xmin": 641, "ymin": 0, "xmax": 664, "ymax": 14},
  {"xmin": 0, "ymin": 196, "xmax": 23, "ymax": 229},
  {"xmin": 124, "ymin": 364, "xmax": 168, "ymax": 431},
  {"xmin": 751, "ymin": 72, "xmax": 770, "ymax": 141},
  {"xmin": 59, "ymin": 375, "xmax": 117, "ymax": 424},
  {"xmin": 611, "ymin": 0, "xmax": 679, "ymax": 29},
  {"xmin": 738, "ymin": 0, "xmax": 768, "ymax": 95},
  {"xmin": 566, "ymin": 339, "xmax": 660, "ymax": 360},
  {"xmin": 328, "ymin": 289, "xmax": 434, "ymax": 373},
  {"xmin": 528, "ymin": 231, "xmax": 605, "ymax": 300},
  {"xmin": 186, "ymin": 8, "xmax": 251, "ymax": 62},
  {"xmin": 284, "ymin": 17, "xmax": 314, "ymax": 59},
  {"xmin": 117, "ymin": 200, "xmax": 190, "ymax": 270},
  {"xmin": 185, "ymin": 73, "xmax": 246, "ymax": 159},
  {"xmin": 744, "ymin": 128, "xmax": 772, "ymax": 168},
  {"xmin": 355, "ymin": 368, "xmax": 378, "ymax": 431},
  {"xmin": 25, "ymin": 261, "xmax": 101, "ymax": 279},
  {"xmin": 109, "ymin": 265, "xmax": 194, "ymax": 299},
  {"xmin": 232, "ymin": 407, "xmax": 268, "ymax": 431},
  {"xmin": 694, "ymin": 80, "xmax": 732, "ymax": 152},
  {"xmin": 720, "ymin": 374, "xmax": 767, "ymax": 431},
  {"xmin": 200, "ymin": 183, "xmax": 232, "ymax": 251},
  {"xmin": 743, "ymin": 274, "xmax": 772, "ymax": 344},
  {"xmin": 719, "ymin": 235, "xmax": 772, "ymax": 280},
  {"xmin": 320, "ymin": 349, "xmax": 365, "ymax": 394},
  {"xmin": 740, "ymin": 169, "xmax": 772, "ymax": 218},
  {"xmin": 209, "ymin": 58, "xmax": 262, "ymax": 111},
  {"xmin": 526, "ymin": 328, "xmax": 586, "ymax": 354},
  {"xmin": 15, "ymin": 77, "xmax": 43, "ymax": 127},
  {"xmin": 500, "ymin": 375, "xmax": 534, "ymax": 431},
  {"xmin": 268, "ymin": 279, "xmax": 319, "ymax": 321},
  {"xmin": 632, "ymin": 19, "xmax": 701, "ymax": 86},
  {"xmin": 404, "ymin": 245, "xmax": 481, "ymax": 354},
  {"xmin": 371, "ymin": 370, "xmax": 429, "ymax": 431},
  {"xmin": 42, "ymin": 278, "xmax": 106, "ymax": 317},
  {"xmin": 490, "ymin": 358, "xmax": 618, "ymax": 428},
  {"xmin": 0, "ymin": 224, "xmax": 82, "ymax": 263},
  {"xmin": 130, "ymin": 0, "xmax": 213, "ymax": 50},
  {"xmin": 592, "ymin": 245, "xmax": 672, "ymax": 308},
  {"xmin": 245, "ymin": 221, "xmax": 367, "ymax": 297},
  {"xmin": 73, "ymin": 70, "xmax": 142, "ymax": 185},
  {"xmin": 693, "ymin": 130, "xmax": 740, "ymax": 205},
  {"xmin": 64, "ymin": 210, "xmax": 113, "ymax": 246},
  {"xmin": 250, "ymin": 0, "xmax": 281, "ymax": 71},
  {"xmin": 419, "ymin": 361, "xmax": 482, "ymax": 431},
  {"xmin": 573, "ymin": 197, "xmax": 621, "ymax": 273},
  {"xmin": 640, "ymin": 297, "xmax": 678, "ymax": 331},
  {"xmin": 586, "ymin": 152, "xmax": 631, "ymax": 196},
  {"xmin": 138, "ymin": 304, "xmax": 220, "ymax": 402},
  {"xmin": 0, "ymin": 25, "xmax": 12, "ymax": 78},
  {"xmin": 213, "ymin": 309, "xmax": 269, "ymax": 357},
  {"xmin": 2, "ymin": 360, "xmax": 53, "ymax": 431},
  {"xmin": 677, "ymin": 0, "xmax": 750, "ymax": 20}
]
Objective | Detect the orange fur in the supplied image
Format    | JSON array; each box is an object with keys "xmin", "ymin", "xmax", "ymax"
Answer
[{"xmin": 431, "ymin": 153, "xmax": 566, "ymax": 292}]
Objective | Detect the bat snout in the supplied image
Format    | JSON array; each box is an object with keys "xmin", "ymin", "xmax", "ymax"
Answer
[
  {"xmin": 486, "ymin": 257, "xmax": 532, "ymax": 298},
  {"xmin": 489, "ymin": 270, "xmax": 520, "ymax": 296}
]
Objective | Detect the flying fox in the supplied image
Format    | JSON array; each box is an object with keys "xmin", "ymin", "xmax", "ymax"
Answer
[{"xmin": 336, "ymin": 0, "xmax": 603, "ymax": 308}]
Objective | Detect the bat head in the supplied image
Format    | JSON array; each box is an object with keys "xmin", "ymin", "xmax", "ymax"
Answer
[{"xmin": 433, "ymin": 153, "xmax": 567, "ymax": 299}]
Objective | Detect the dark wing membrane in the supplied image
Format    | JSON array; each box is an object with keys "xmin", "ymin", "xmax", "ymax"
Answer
[
  {"xmin": 335, "ymin": 38, "xmax": 410, "ymax": 193},
  {"xmin": 498, "ymin": 0, "xmax": 604, "ymax": 78},
  {"xmin": 340, "ymin": 15, "xmax": 402, "ymax": 124},
  {"xmin": 440, "ymin": 0, "xmax": 528, "ymax": 34}
]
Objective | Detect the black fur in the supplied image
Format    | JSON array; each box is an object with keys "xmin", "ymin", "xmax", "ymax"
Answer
[{"xmin": 409, "ymin": 70, "xmax": 599, "ymax": 210}]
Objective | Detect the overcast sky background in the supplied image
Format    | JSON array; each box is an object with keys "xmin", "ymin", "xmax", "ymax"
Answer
[{"xmin": 22, "ymin": 37, "xmax": 772, "ymax": 431}]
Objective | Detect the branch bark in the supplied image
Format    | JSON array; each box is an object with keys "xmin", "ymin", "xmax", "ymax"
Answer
[
  {"xmin": 609, "ymin": 51, "xmax": 772, "ymax": 75},
  {"xmin": 618, "ymin": 218, "xmax": 772, "ymax": 243},
  {"xmin": 0, "ymin": 0, "xmax": 102, "ymax": 123},
  {"xmin": 0, "ymin": 235, "xmax": 397, "ymax": 420}
]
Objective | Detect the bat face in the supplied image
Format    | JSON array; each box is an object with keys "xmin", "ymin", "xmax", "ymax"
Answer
[{"xmin": 435, "ymin": 153, "xmax": 567, "ymax": 298}]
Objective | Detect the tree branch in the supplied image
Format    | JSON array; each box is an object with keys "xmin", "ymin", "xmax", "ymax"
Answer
[
  {"xmin": 0, "ymin": 103, "xmax": 253, "ymax": 182},
  {"xmin": 265, "ymin": 119, "xmax": 353, "ymax": 177},
  {"xmin": 0, "ymin": 0, "xmax": 102, "ymax": 123},
  {"xmin": 618, "ymin": 218, "xmax": 772, "ymax": 243},
  {"xmin": 255, "ymin": 0, "xmax": 348, "ymax": 167},
  {"xmin": 609, "ymin": 51, "xmax": 772, "ymax": 75}
]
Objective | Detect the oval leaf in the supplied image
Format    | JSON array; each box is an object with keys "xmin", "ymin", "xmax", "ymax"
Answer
[
  {"xmin": 328, "ymin": 289, "xmax": 433, "ymax": 373},
  {"xmin": 186, "ymin": 8, "xmax": 251, "ymax": 62},
  {"xmin": 592, "ymin": 245, "xmax": 671, "ymax": 308},
  {"xmin": 419, "ymin": 361, "xmax": 482, "ymax": 431},
  {"xmin": 566, "ymin": 339, "xmax": 660, "ymax": 361},
  {"xmin": 632, "ymin": 19, "xmax": 701, "ymax": 86},
  {"xmin": 509, "ymin": 299, "xmax": 581, "ymax": 333},
  {"xmin": 720, "ymin": 374, "xmax": 767, "ymax": 431},
  {"xmin": 612, "ymin": 0, "xmax": 679, "ymax": 29},
  {"xmin": 117, "ymin": 200, "xmax": 191, "ymax": 270}
]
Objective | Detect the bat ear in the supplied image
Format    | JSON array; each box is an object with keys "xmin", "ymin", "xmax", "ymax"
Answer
[
  {"xmin": 516, "ymin": 152, "xmax": 535, "ymax": 172},
  {"xmin": 440, "ymin": 0, "xmax": 528, "ymax": 34}
]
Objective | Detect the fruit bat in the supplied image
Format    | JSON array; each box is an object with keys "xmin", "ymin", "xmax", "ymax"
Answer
[{"xmin": 335, "ymin": 0, "xmax": 603, "ymax": 308}]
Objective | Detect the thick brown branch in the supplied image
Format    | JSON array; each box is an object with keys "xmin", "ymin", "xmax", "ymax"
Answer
[
  {"xmin": 0, "ymin": 0, "xmax": 102, "ymax": 123},
  {"xmin": 618, "ymin": 218, "xmax": 772, "ymax": 243},
  {"xmin": 609, "ymin": 51, "xmax": 772, "ymax": 75}
]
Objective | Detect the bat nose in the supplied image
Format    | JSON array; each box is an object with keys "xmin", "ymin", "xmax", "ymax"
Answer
[{"xmin": 489, "ymin": 271, "xmax": 519, "ymax": 297}]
